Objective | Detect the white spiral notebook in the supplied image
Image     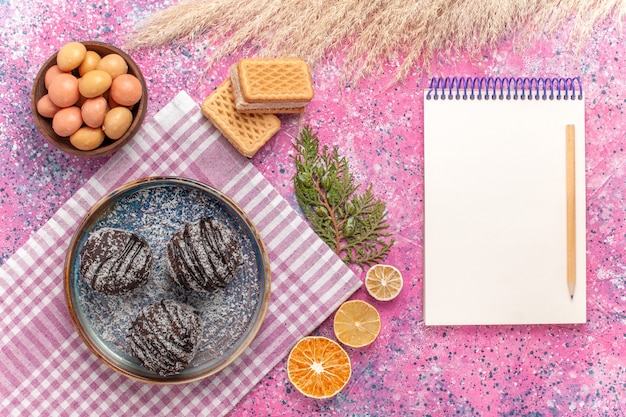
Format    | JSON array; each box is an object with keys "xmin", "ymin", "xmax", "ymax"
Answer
[{"xmin": 423, "ymin": 77, "xmax": 586, "ymax": 326}]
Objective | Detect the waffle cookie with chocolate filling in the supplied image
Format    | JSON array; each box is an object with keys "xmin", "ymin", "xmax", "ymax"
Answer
[{"xmin": 230, "ymin": 57, "xmax": 314, "ymax": 113}]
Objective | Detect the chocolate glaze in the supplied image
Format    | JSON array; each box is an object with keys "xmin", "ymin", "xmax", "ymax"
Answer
[
  {"xmin": 128, "ymin": 299, "xmax": 202, "ymax": 376},
  {"xmin": 167, "ymin": 216, "xmax": 243, "ymax": 292},
  {"xmin": 79, "ymin": 227, "xmax": 152, "ymax": 295}
]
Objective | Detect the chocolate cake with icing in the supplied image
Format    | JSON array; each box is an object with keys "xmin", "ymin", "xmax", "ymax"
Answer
[
  {"xmin": 167, "ymin": 216, "xmax": 243, "ymax": 292},
  {"xmin": 128, "ymin": 299, "xmax": 203, "ymax": 376},
  {"xmin": 79, "ymin": 227, "xmax": 152, "ymax": 295}
]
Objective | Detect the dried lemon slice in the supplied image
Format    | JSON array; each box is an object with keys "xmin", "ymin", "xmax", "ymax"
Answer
[
  {"xmin": 287, "ymin": 336, "xmax": 352, "ymax": 398},
  {"xmin": 333, "ymin": 300, "xmax": 381, "ymax": 348},
  {"xmin": 365, "ymin": 264, "xmax": 403, "ymax": 301}
]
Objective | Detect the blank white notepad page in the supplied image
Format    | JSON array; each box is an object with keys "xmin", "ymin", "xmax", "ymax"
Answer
[{"xmin": 423, "ymin": 82, "xmax": 586, "ymax": 325}]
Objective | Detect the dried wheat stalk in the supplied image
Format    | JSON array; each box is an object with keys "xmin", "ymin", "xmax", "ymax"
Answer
[{"xmin": 125, "ymin": 0, "xmax": 626, "ymax": 83}]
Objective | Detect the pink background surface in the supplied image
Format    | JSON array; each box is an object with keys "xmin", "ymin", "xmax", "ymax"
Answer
[{"xmin": 2, "ymin": 1, "xmax": 625, "ymax": 416}]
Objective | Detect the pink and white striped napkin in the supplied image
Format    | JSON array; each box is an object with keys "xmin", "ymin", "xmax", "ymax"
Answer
[{"xmin": 0, "ymin": 91, "xmax": 361, "ymax": 416}]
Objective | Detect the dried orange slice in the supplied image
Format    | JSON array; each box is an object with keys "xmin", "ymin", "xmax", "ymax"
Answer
[
  {"xmin": 287, "ymin": 336, "xmax": 351, "ymax": 398},
  {"xmin": 365, "ymin": 264, "xmax": 403, "ymax": 301},
  {"xmin": 333, "ymin": 300, "xmax": 381, "ymax": 348}
]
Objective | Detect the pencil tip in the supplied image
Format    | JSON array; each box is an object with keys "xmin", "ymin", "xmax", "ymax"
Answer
[{"xmin": 570, "ymin": 294, "xmax": 574, "ymax": 300}]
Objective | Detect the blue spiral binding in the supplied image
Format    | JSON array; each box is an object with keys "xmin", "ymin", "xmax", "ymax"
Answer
[{"xmin": 426, "ymin": 76, "xmax": 583, "ymax": 101}]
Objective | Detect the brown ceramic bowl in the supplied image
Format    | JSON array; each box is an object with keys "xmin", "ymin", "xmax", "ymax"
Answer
[
  {"xmin": 31, "ymin": 41, "xmax": 147, "ymax": 157},
  {"xmin": 64, "ymin": 177, "xmax": 271, "ymax": 384}
]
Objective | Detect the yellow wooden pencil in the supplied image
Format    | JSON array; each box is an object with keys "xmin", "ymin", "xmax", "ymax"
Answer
[{"xmin": 566, "ymin": 124, "xmax": 576, "ymax": 299}]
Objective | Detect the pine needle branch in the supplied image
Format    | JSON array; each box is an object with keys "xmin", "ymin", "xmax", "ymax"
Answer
[{"xmin": 292, "ymin": 126, "xmax": 394, "ymax": 268}]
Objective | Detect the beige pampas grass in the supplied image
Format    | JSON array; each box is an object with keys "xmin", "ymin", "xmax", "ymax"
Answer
[{"xmin": 125, "ymin": 0, "xmax": 626, "ymax": 83}]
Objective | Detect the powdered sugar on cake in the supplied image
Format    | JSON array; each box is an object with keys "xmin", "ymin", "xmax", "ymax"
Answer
[
  {"xmin": 128, "ymin": 299, "xmax": 202, "ymax": 376},
  {"xmin": 79, "ymin": 228, "xmax": 152, "ymax": 295},
  {"xmin": 167, "ymin": 216, "xmax": 244, "ymax": 292}
]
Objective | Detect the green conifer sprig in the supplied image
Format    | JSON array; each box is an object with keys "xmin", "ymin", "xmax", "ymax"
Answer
[{"xmin": 292, "ymin": 126, "xmax": 394, "ymax": 268}]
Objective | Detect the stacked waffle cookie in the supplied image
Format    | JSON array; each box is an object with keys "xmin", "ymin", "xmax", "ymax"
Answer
[{"xmin": 201, "ymin": 58, "xmax": 314, "ymax": 158}]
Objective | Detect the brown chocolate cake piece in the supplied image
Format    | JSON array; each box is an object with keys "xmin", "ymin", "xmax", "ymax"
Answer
[
  {"xmin": 128, "ymin": 299, "xmax": 202, "ymax": 376},
  {"xmin": 79, "ymin": 227, "xmax": 152, "ymax": 295},
  {"xmin": 167, "ymin": 216, "xmax": 243, "ymax": 292}
]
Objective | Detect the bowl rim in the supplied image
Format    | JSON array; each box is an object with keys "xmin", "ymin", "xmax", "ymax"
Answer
[
  {"xmin": 63, "ymin": 176, "xmax": 272, "ymax": 384},
  {"xmin": 31, "ymin": 40, "xmax": 148, "ymax": 158}
]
